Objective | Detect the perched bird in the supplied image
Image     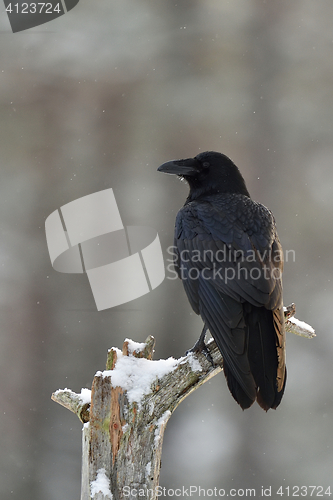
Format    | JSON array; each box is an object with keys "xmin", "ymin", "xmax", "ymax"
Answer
[{"xmin": 158, "ymin": 151, "xmax": 286, "ymax": 410}]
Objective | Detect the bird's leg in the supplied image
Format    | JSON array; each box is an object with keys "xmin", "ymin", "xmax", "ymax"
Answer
[{"xmin": 186, "ymin": 325, "xmax": 214, "ymax": 366}]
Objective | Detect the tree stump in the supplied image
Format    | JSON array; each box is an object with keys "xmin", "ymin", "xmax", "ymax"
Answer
[{"xmin": 51, "ymin": 304, "xmax": 315, "ymax": 500}]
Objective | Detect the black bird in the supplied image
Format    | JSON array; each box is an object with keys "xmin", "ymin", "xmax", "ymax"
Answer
[{"xmin": 158, "ymin": 151, "xmax": 286, "ymax": 410}]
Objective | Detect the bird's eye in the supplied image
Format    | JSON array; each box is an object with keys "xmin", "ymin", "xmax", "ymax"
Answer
[{"xmin": 202, "ymin": 162, "xmax": 210, "ymax": 169}]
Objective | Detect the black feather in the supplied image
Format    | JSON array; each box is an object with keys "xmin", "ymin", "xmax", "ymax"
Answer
[{"xmin": 158, "ymin": 151, "xmax": 286, "ymax": 410}]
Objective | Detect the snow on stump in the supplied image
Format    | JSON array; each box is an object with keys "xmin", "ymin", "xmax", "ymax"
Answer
[{"xmin": 52, "ymin": 334, "xmax": 221, "ymax": 500}]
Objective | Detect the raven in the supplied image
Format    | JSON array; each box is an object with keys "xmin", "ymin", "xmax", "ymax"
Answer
[{"xmin": 158, "ymin": 151, "xmax": 286, "ymax": 410}]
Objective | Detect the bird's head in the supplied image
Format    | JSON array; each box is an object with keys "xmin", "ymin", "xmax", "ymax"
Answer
[{"xmin": 157, "ymin": 151, "xmax": 250, "ymax": 200}]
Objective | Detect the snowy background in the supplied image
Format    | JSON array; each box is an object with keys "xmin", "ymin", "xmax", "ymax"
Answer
[{"xmin": 1, "ymin": 0, "xmax": 333, "ymax": 498}]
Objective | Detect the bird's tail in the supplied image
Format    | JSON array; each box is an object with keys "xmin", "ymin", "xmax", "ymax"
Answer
[
  {"xmin": 198, "ymin": 278, "xmax": 286, "ymax": 410},
  {"xmin": 222, "ymin": 361, "xmax": 256, "ymax": 409},
  {"xmin": 246, "ymin": 304, "xmax": 286, "ymax": 410},
  {"xmin": 223, "ymin": 305, "xmax": 286, "ymax": 410}
]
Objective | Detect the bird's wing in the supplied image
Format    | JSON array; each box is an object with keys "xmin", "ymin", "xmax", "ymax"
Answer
[
  {"xmin": 174, "ymin": 197, "xmax": 285, "ymax": 409},
  {"xmin": 174, "ymin": 197, "xmax": 283, "ymax": 310}
]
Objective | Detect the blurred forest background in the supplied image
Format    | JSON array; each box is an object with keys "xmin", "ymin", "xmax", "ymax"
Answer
[{"xmin": 1, "ymin": 0, "xmax": 333, "ymax": 498}]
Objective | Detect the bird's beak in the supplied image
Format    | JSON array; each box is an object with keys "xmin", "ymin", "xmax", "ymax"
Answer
[{"xmin": 157, "ymin": 157, "xmax": 200, "ymax": 176}]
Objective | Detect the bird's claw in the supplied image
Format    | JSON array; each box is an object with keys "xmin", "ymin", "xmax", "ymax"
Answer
[{"xmin": 186, "ymin": 341, "xmax": 215, "ymax": 367}]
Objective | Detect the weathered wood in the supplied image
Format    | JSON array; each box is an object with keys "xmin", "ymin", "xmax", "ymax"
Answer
[
  {"xmin": 86, "ymin": 337, "xmax": 220, "ymax": 500},
  {"xmin": 51, "ymin": 388, "xmax": 90, "ymax": 423},
  {"xmin": 284, "ymin": 304, "xmax": 316, "ymax": 338},
  {"xmin": 51, "ymin": 304, "xmax": 315, "ymax": 500}
]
